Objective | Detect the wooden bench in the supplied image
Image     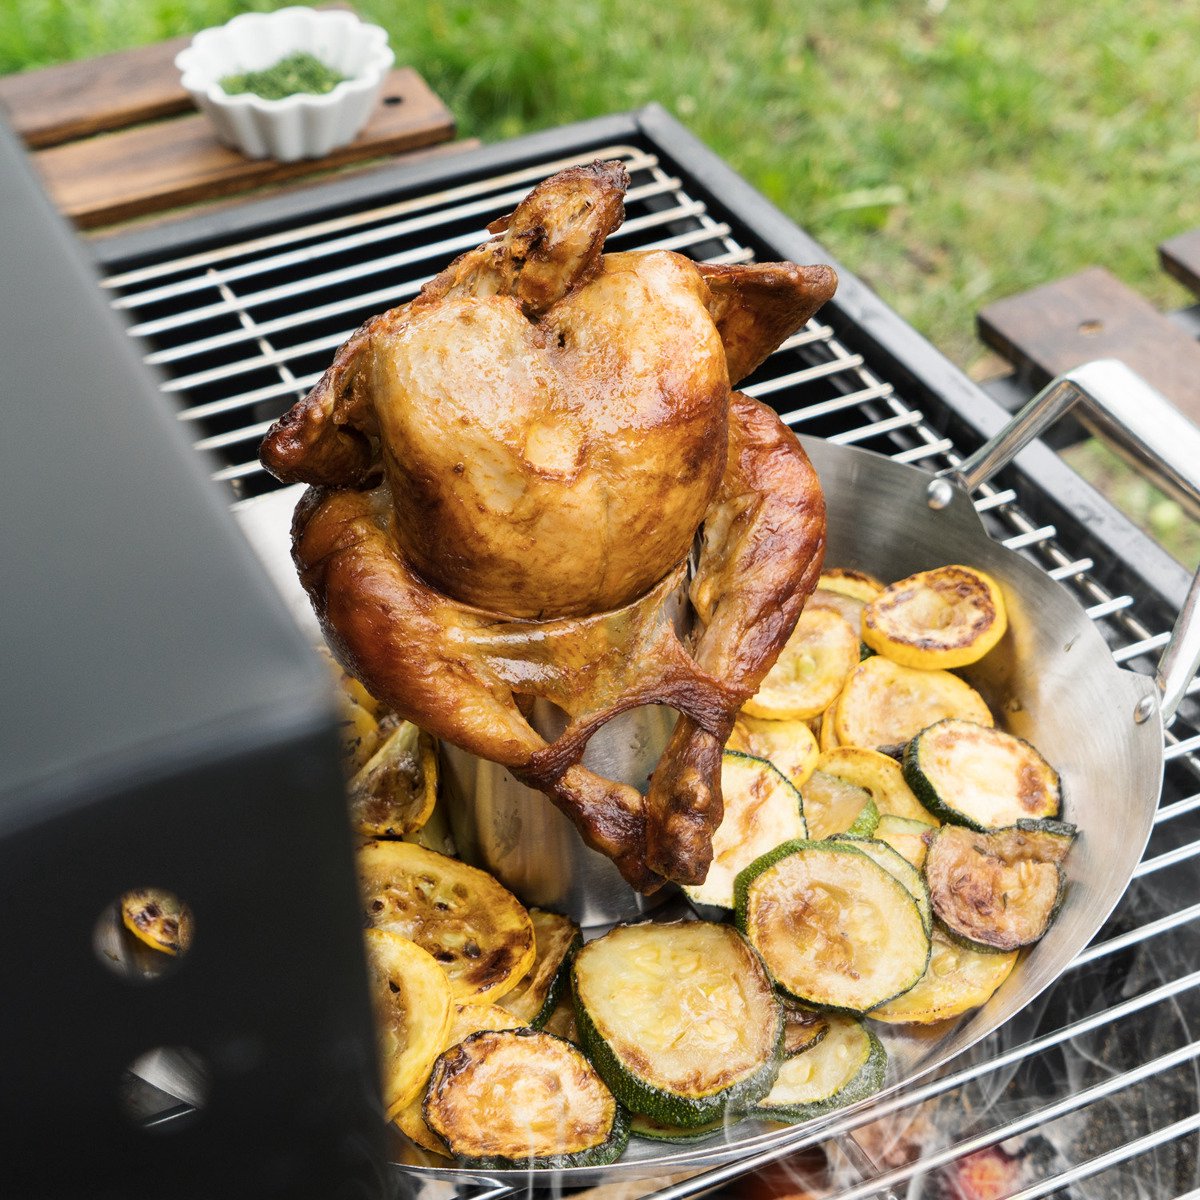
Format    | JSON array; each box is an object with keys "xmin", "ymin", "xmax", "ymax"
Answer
[{"xmin": 0, "ymin": 30, "xmax": 462, "ymax": 229}]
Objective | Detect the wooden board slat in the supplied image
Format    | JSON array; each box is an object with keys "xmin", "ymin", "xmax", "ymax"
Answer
[
  {"xmin": 0, "ymin": 38, "xmax": 194, "ymax": 148},
  {"xmin": 33, "ymin": 67, "xmax": 455, "ymax": 229},
  {"xmin": 977, "ymin": 266, "xmax": 1200, "ymax": 425},
  {"xmin": 1159, "ymin": 229, "xmax": 1200, "ymax": 299}
]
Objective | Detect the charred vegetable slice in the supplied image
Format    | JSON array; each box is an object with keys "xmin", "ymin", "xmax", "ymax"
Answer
[
  {"xmin": 120, "ymin": 888, "xmax": 194, "ymax": 956},
  {"xmin": 926, "ymin": 824, "xmax": 1073, "ymax": 952},
  {"xmin": 359, "ymin": 840, "xmax": 535, "ymax": 1003},
  {"xmin": 744, "ymin": 609, "xmax": 860, "ymax": 721},
  {"xmin": 498, "ymin": 909, "xmax": 582, "ymax": 1028},
  {"xmin": 834, "ymin": 656, "xmax": 993, "ymax": 751},
  {"xmin": 393, "ymin": 1001, "xmax": 526, "ymax": 1156},
  {"xmin": 834, "ymin": 837, "xmax": 931, "ymax": 935},
  {"xmin": 870, "ymin": 928, "xmax": 1018, "ymax": 1024},
  {"xmin": 863, "ymin": 566, "xmax": 1007, "ymax": 669},
  {"xmin": 729, "ymin": 715, "xmax": 820, "ymax": 790},
  {"xmin": 818, "ymin": 569, "xmax": 884, "ymax": 602},
  {"xmin": 783, "ymin": 1006, "xmax": 829, "ymax": 1056},
  {"xmin": 751, "ymin": 1014, "xmax": 886, "ymax": 1121},
  {"xmin": 874, "ymin": 814, "xmax": 936, "ymax": 870},
  {"xmin": 572, "ymin": 921, "xmax": 783, "ymax": 1125},
  {"xmin": 683, "ymin": 752, "xmax": 807, "ymax": 909},
  {"xmin": 817, "ymin": 746, "xmax": 938, "ymax": 825},
  {"xmin": 904, "ymin": 720, "xmax": 1061, "ymax": 831},
  {"xmin": 348, "ymin": 720, "xmax": 438, "ymax": 838},
  {"xmin": 800, "ymin": 770, "xmax": 874, "ymax": 840},
  {"xmin": 365, "ymin": 930, "xmax": 454, "ymax": 1119},
  {"xmin": 735, "ymin": 840, "xmax": 930, "ymax": 1013},
  {"xmin": 423, "ymin": 1029, "xmax": 628, "ymax": 1168}
]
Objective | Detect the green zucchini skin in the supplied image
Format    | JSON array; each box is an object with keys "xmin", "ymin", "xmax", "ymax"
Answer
[
  {"xmin": 629, "ymin": 1114, "xmax": 729, "ymax": 1143},
  {"xmin": 902, "ymin": 720, "xmax": 1061, "ymax": 832},
  {"xmin": 734, "ymin": 840, "xmax": 930, "ymax": 1015},
  {"xmin": 423, "ymin": 1029, "xmax": 630, "ymax": 1169},
  {"xmin": 843, "ymin": 796, "xmax": 880, "ymax": 838},
  {"xmin": 751, "ymin": 1025, "xmax": 887, "ymax": 1123},
  {"xmin": 571, "ymin": 971, "xmax": 784, "ymax": 1128},
  {"xmin": 529, "ymin": 931, "xmax": 584, "ymax": 1030}
]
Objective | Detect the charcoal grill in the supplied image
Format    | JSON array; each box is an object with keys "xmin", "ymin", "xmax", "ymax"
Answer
[{"xmin": 90, "ymin": 106, "xmax": 1200, "ymax": 1199}]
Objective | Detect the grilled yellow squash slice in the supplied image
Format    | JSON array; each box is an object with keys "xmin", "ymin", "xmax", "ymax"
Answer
[
  {"xmin": 818, "ymin": 569, "xmax": 884, "ymax": 601},
  {"xmin": 751, "ymin": 1013, "xmax": 886, "ymax": 1121},
  {"xmin": 423, "ymin": 1030, "xmax": 628, "ymax": 1168},
  {"xmin": 364, "ymin": 929, "xmax": 454, "ymax": 1119},
  {"xmin": 869, "ymin": 928, "xmax": 1018, "ymax": 1024},
  {"xmin": 498, "ymin": 909, "xmax": 582, "ymax": 1027},
  {"xmin": 120, "ymin": 888, "xmax": 194, "ymax": 956},
  {"xmin": 573, "ymin": 921, "xmax": 783, "ymax": 1125},
  {"xmin": 683, "ymin": 751, "xmax": 807, "ymax": 909},
  {"xmin": 735, "ymin": 840, "xmax": 930, "ymax": 1013},
  {"xmin": 817, "ymin": 702, "xmax": 841, "ymax": 751},
  {"xmin": 348, "ymin": 720, "xmax": 438, "ymax": 838},
  {"xmin": 393, "ymin": 1001, "xmax": 526, "ymax": 1156},
  {"xmin": 833, "ymin": 656, "xmax": 993, "ymax": 751},
  {"xmin": 728, "ymin": 715, "xmax": 820, "ymax": 791},
  {"xmin": 816, "ymin": 746, "xmax": 938, "ymax": 825},
  {"xmin": 863, "ymin": 566, "xmax": 1007, "ymax": 669},
  {"xmin": 744, "ymin": 609, "xmax": 860, "ymax": 721},
  {"xmin": 359, "ymin": 841, "xmax": 535, "ymax": 1003}
]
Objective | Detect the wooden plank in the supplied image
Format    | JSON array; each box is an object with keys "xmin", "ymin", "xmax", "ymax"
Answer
[
  {"xmin": 32, "ymin": 68, "xmax": 455, "ymax": 229},
  {"xmin": 1159, "ymin": 229, "xmax": 1200, "ymax": 298},
  {"xmin": 0, "ymin": 37, "xmax": 194, "ymax": 148},
  {"xmin": 86, "ymin": 138, "xmax": 483, "ymax": 240},
  {"xmin": 977, "ymin": 266, "xmax": 1200, "ymax": 425}
]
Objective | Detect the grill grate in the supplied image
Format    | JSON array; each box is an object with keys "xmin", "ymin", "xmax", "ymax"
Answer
[{"xmin": 96, "ymin": 129, "xmax": 1200, "ymax": 1199}]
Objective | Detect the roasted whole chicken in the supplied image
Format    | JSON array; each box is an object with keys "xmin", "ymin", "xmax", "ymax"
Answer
[{"xmin": 261, "ymin": 161, "xmax": 833, "ymax": 892}]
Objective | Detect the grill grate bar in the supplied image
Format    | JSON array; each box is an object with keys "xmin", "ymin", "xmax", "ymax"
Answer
[
  {"xmin": 1156, "ymin": 792, "xmax": 1200, "ymax": 823},
  {"xmin": 1001, "ymin": 525, "xmax": 1057, "ymax": 551},
  {"xmin": 828, "ymin": 410, "xmax": 924, "ymax": 445},
  {"xmin": 1070, "ymin": 898, "xmax": 1200, "ymax": 968},
  {"xmin": 631, "ymin": 970, "xmax": 1200, "ymax": 1200},
  {"xmin": 1000, "ymin": 1111, "xmax": 1200, "ymax": 1200},
  {"xmin": 103, "ymin": 144, "xmax": 663, "ymax": 290},
  {"xmin": 892, "ymin": 439, "xmax": 954, "ymax": 464},
  {"xmin": 1133, "ymin": 838, "xmax": 1200, "ymax": 876},
  {"xmin": 744, "ymin": 354, "xmax": 867, "ymax": 399},
  {"xmin": 778, "ymin": 382, "xmax": 894, "ymax": 425}
]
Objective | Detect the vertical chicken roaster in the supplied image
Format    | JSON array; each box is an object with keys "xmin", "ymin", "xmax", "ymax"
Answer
[{"xmin": 260, "ymin": 161, "xmax": 833, "ymax": 893}]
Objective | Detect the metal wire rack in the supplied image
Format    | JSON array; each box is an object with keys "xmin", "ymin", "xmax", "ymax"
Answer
[{"xmin": 96, "ymin": 131, "xmax": 1200, "ymax": 1199}]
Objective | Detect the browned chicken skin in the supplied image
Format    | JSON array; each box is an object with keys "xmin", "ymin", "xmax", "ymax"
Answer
[{"xmin": 262, "ymin": 161, "xmax": 833, "ymax": 889}]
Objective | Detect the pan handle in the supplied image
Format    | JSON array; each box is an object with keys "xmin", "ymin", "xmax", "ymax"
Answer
[{"xmin": 927, "ymin": 358, "xmax": 1200, "ymax": 725}]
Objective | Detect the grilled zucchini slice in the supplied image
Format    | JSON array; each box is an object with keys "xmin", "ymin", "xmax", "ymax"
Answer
[
  {"xmin": 874, "ymin": 814, "xmax": 936, "ymax": 870},
  {"xmin": 818, "ymin": 569, "xmax": 884, "ymax": 602},
  {"xmin": 751, "ymin": 1014, "xmax": 886, "ymax": 1122},
  {"xmin": 834, "ymin": 837, "xmax": 931, "ymax": 935},
  {"xmin": 869, "ymin": 928, "xmax": 1018, "ymax": 1024},
  {"xmin": 800, "ymin": 770, "xmax": 874, "ymax": 840},
  {"xmin": 629, "ymin": 1114, "xmax": 728, "ymax": 1143},
  {"xmin": 735, "ymin": 840, "xmax": 930, "ymax": 1013},
  {"xmin": 926, "ymin": 824, "xmax": 1073, "ymax": 952},
  {"xmin": 498, "ymin": 909, "xmax": 582, "ymax": 1028},
  {"xmin": 542, "ymin": 991, "xmax": 579, "ymax": 1044},
  {"xmin": 744, "ymin": 609, "xmax": 860, "ymax": 721},
  {"xmin": 365, "ymin": 929, "xmax": 454, "ymax": 1119},
  {"xmin": 783, "ymin": 1006, "xmax": 829, "ymax": 1056},
  {"xmin": 683, "ymin": 752, "xmax": 807, "ymax": 909},
  {"xmin": 572, "ymin": 921, "xmax": 784, "ymax": 1126},
  {"xmin": 817, "ymin": 746, "xmax": 938, "ymax": 825},
  {"xmin": 903, "ymin": 719, "xmax": 1061, "ymax": 831},
  {"xmin": 423, "ymin": 1029, "xmax": 628, "ymax": 1168},
  {"xmin": 728, "ymin": 715, "xmax": 820, "ymax": 790},
  {"xmin": 862, "ymin": 566, "xmax": 1007, "ymax": 669},
  {"xmin": 348, "ymin": 720, "xmax": 438, "ymax": 838},
  {"xmin": 834, "ymin": 656, "xmax": 993, "ymax": 751},
  {"xmin": 120, "ymin": 888, "xmax": 194, "ymax": 956},
  {"xmin": 358, "ymin": 840, "xmax": 536, "ymax": 1003},
  {"xmin": 393, "ymin": 1001, "xmax": 526, "ymax": 1156}
]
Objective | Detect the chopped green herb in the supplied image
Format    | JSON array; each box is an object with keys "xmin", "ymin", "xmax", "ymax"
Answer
[{"xmin": 219, "ymin": 52, "xmax": 347, "ymax": 100}]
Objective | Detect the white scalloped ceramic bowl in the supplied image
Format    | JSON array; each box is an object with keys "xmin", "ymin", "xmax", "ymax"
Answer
[{"xmin": 176, "ymin": 7, "xmax": 394, "ymax": 162}]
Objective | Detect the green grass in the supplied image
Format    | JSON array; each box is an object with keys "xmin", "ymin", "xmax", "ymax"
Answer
[{"xmin": 4, "ymin": 0, "xmax": 1199, "ymax": 561}]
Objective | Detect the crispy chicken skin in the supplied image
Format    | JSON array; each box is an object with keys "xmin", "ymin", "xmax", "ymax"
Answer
[{"xmin": 262, "ymin": 161, "xmax": 834, "ymax": 889}]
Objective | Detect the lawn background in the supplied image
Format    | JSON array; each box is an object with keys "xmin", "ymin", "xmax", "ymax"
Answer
[{"xmin": 3, "ymin": 0, "xmax": 1198, "ymax": 561}]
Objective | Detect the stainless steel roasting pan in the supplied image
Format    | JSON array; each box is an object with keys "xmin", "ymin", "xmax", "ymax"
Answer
[{"xmin": 234, "ymin": 358, "xmax": 1200, "ymax": 1192}]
